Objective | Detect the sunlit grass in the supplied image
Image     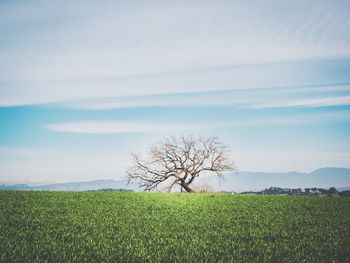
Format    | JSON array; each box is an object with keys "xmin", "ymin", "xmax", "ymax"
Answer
[{"xmin": 0, "ymin": 191, "xmax": 349, "ymax": 262}]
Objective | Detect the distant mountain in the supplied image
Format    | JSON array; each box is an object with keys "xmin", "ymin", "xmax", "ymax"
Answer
[
  {"xmin": 0, "ymin": 167, "xmax": 349, "ymax": 192},
  {"xmin": 310, "ymin": 167, "xmax": 350, "ymax": 176},
  {"xmin": 31, "ymin": 179, "xmax": 133, "ymax": 191},
  {"xmin": 0, "ymin": 179, "xmax": 138, "ymax": 191},
  {"xmin": 0, "ymin": 184, "xmax": 31, "ymax": 190},
  {"xmin": 201, "ymin": 167, "xmax": 350, "ymax": 192}
]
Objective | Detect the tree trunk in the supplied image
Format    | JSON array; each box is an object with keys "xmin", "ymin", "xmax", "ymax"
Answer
[{"xmin": 182, "ymin": 183, "xmax": 195, "ymax": 193}]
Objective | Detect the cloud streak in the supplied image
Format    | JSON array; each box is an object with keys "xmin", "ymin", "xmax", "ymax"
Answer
[
  {"xmin": 1, "ymin": 1, "xmax": 350, "ymax": 106},
  {"xmin": 253, "ymin": 96, "xmax": 350, "ymax": 109},
  {"xmin": 44, "ymin": 109, "xmax": 350, "ymax": 135},
  {"xmin": 60, "ymin": 84, "xmax": 350, "ymax": 110}
]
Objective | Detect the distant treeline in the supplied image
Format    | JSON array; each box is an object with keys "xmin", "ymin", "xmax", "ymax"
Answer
[{"xmin": 241, "ymin": 187, "xmax": 350, "ymax": 196}]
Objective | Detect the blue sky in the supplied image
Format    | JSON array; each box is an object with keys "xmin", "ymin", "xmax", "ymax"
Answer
[{"xmin": 1, "ymin": 0, "xmax": 350, "ymax": 185}]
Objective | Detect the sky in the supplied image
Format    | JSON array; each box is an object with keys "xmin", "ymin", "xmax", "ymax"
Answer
[{"xmin": 1, "ymin": 0, "xmax": 350, "ymax": 185}]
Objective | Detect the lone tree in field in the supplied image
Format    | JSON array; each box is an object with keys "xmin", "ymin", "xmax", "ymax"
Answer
[{"xmin": 127, "ymin": 135, "xmax": 234, "ymax": 192}]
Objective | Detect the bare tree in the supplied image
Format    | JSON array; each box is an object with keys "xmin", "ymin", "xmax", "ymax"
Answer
[{"xmin": 127, "ymin": 135, "xmax": 235, "ymax": 192}]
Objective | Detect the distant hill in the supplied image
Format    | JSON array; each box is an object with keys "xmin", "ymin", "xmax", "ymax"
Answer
[
  {"xmin": 310, "ymin": 167, "xmax": 350, "ymax": 176},
  {"xmin": 1, "ymin": 167, "xmax": 349, "ymax": 192},
  {"xmin": 0, "ymin": 179, "xmax": 138, "ymax": 191},
  {"xmin": 0, "ymin": 184, "xmax": 31, "ymax": 190},
  {"xmin": 201, "ymin": 167, "xmax": 350, "ymax": 192}
]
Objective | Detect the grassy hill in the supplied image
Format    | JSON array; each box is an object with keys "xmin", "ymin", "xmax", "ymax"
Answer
[{"xmin": 0, "ymin": 191, "xmax": 349, "ymax": 262}]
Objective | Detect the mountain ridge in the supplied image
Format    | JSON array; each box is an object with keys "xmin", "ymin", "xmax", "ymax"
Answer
[{"xmin": 1, "ymin": 167, "xmax": 349, "ymax": 192}]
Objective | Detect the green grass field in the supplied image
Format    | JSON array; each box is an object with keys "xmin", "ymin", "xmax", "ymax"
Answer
[{"xmin": 1, "ymin": 191, "xmax": 349, "ymax": 262}]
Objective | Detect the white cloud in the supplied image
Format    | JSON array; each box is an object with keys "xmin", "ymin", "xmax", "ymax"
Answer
[
  {"xmin": 44, "ymin": 110, "xmax": 350, "ymax": 136},
  {"xmin": 45, "ymin": 121, "xmax": 201, "ymax": 134},
  {"xmin": 253, "ymin": 96, "xmax": 350, "ymax": 109},
  {"xmin": 1, "ymin": 0, "xmax": 350, "ymax": 106},
  {"xmin": 60, "ymin": 85, "xmax": 350, "ymax": 110}
]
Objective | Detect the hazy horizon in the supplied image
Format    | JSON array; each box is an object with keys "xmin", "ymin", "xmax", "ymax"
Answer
[{"xmin": 1, "ymin": 1, "xmax": 350, "ymax": 187}]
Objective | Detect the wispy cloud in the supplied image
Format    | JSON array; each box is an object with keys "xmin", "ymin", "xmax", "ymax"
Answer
[
  {"xmin": 60, "ymin": 84, "xmax": 350, "ymax": 110},
  {"xmin": 45, "ymin": 121, "xmax": 201, "ymax": 134},
  {"xmin": 253, "ymin": 96, "xmax": 350, "ymax": 109},
  {"xmin": 44, "ymin": 109, "xmax": 350, "ymax": 135},
  {"xmin": 1, "ymin": 1, "xmax": 350, "ymax": 106}
]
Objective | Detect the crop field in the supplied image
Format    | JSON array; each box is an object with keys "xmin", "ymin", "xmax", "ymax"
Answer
[{"xmin": 0, "ymin": 192, "xmax": 349, "ymax": 262}]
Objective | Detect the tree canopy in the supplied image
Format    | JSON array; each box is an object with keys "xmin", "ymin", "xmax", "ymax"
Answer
[{"xmin": 127, "ymin": 135, "xmax": 234, "ymax": 192}]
